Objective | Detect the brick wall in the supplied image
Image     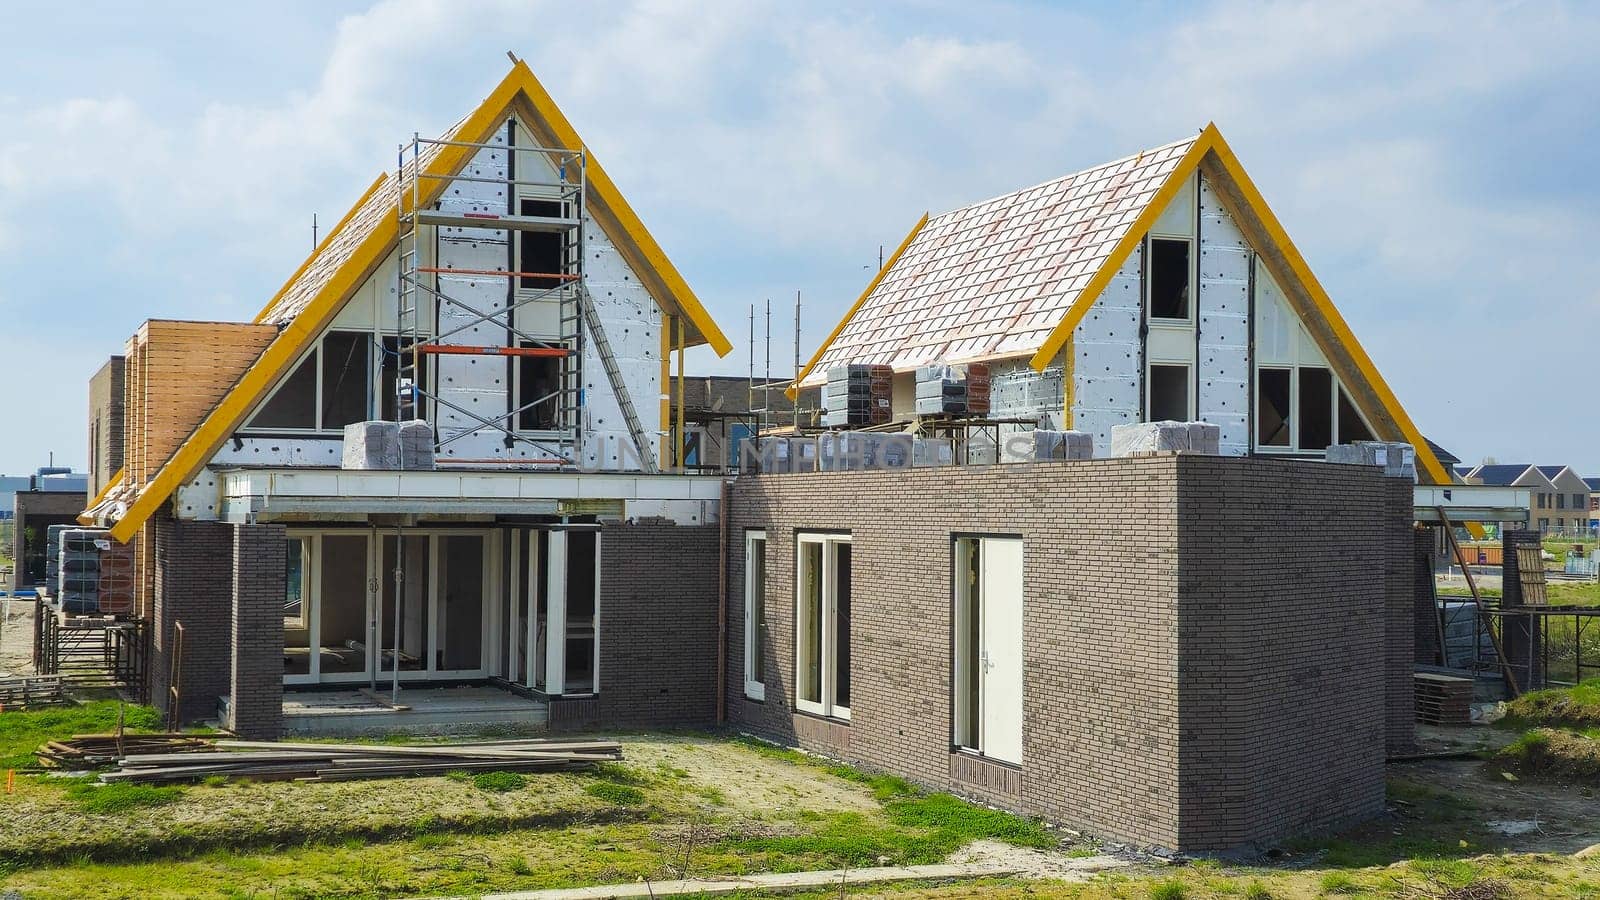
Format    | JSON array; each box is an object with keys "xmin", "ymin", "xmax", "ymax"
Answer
[
  {"xmin": 87, "ymin": 355, "xmax": 125, "ymax": 498},
  {"xmin": 1384, "ymin": 479, "xmax": 1417, "ymax": 753},
  {"xmin": 11, "ymin": 490, "xmax": 89, "ymax": 592},
  {"xmin": 726, "ymin": 454, "xmax": 1395, "ymax": 853},
  {"xmin": 151, "ymin": 515, "xmax": 234, "ymax": 724},
  {"xmin": 595, "ymin": 522, "xmax": 720, "ymax": 729},
  {"xmin": 1173, "ymin": 457, "xmax": 1389, "ymax": 849},
  {"xmin": 229, "ymin": 524, "xmax": 286, "ymax": 738}
]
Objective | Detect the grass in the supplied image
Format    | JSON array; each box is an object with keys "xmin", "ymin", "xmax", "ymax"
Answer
[
  {"xmin": 0, "ymin": 701, "xmax": 161, "ymax": 770},
  {"xmin": 1493, "ymin": 727, "xmax": 1600, "ymax": 782},
  {"xmin": 1502, "ymin": 678, "xmax": 1600, "ymax": 730},
  {"xmin": 62, "ymin": 780, "xmax": 184, "ymax": 814},
  {"xmin": 584, "ymin": 781, "xmax": 646, "ymax": 805},
  {"xmin": 471, "ymin": 771, "xmax": 528, "ymax": 793}
]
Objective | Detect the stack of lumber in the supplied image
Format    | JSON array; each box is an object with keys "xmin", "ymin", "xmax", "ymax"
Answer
[
  {"xmin": 1414, "ymin": 672, "xmax": 1474, "ymax": 726},
  {"xmin": 101, "ymin": 738, "xmax": 623, "ymax": 784},
  {"xmin": 38, "ymin": 733, "xmax": 212, "ymax": 768}
]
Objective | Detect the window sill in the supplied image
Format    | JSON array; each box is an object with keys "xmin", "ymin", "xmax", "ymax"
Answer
[
  {"xmin": 950, "ymin": 746, "xmax": 1022, "ymax": 771},
  {"xmin": 793, "ymin": 708, "xmax": 851, "ymax": 726}
]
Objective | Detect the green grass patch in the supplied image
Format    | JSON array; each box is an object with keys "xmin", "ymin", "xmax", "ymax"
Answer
[
  {"xmin": 1149, "ymin": 878, "xmax": 1188, "ymax": 899},
  {"xmin": 1502, "ymin": 678, "xmax": 1600, "ymax": 730},
  {"xmin": 583, "ymin": 781, "xmax": 646, "ymax": 806},
  {"xmin": 472, "ymin": 771, "xmax": 528, "ymax": 793},
  {"xmin": 1492, "ymin": 727, "xmax": 1600, "ymax": 782},
  {"xmin": 63, "ymin": 780, "xmax": 183, "ymax": 814},
  {"xmin": 1319, "ymin": 870, "xmax": 1360, "ymax": 894},
  {"xmin": 0, "ymin": 701, "xmax": 161, "ymax": 770}
]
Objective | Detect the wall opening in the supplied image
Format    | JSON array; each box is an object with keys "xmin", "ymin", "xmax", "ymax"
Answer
[
  {"xmin": 1149, "ymin": 238, "xmax": 1192, "ymax": 320},
  {"xmin": 1149, "ymin": 364, "xmax": 1191, "ymax": 422}
]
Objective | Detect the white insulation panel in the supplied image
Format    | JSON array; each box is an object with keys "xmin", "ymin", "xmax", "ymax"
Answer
[
  {"xmin": 1071, "ymin": 242, "xmax": 1142, "ymax": 455},
  {"xmin": 1196, "ymin": 174, "xmax": 1250, "ymax": 456}
]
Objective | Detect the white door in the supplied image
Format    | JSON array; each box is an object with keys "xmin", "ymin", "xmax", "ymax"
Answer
[{"xmin": 979, "ymin": 537, "xmax": 1024, "ymax": 765}]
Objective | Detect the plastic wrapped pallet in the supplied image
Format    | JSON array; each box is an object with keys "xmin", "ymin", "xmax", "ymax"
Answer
[
  {"xmin": 397, "ymin": 419, "xmax": 436, "ymax": 470},
  {"xmin": 1186, "ymin": 422, "xmax": 1221, "ymax": 456},
  {"xmin": 1325, "ymin": 441, "xmax": 1415, "ymax": 479},
  {"xmin": 1109, "ymin": 421, "xmax": 1191, "ymax": 456},
  {"xmin": 913, "ymin": 438, "xmax": 955, "ymax": 467},
  {"xmin": 343, "ymin": 421, "xmax": 402, "ymax": 470},
  {"xmin": 915, "ymin": 365, "xmax": 967, "ymax": 416}
]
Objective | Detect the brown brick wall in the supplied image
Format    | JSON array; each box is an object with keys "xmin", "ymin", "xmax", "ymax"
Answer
[
  {"xmin": 726, "ymin": 455, "xmax": 1395, "ymax": 852},
  {"xmin": 1173, "ymin": 457, "xmax": 1389, "ymax": 849},
  {"xmin": 88, "ymin": 355, "xmax": 125, "ymax": 498},
  {"xmin": 229, "ymin": 524, "xmax": 286, "ymax": 738},
  {"xmin": 595, "ymin": 522, "xmax": 720, "ymax": 729},
  {"xmin": 151, "ymin": 515, "xmax": 234, "ymax": 724}
]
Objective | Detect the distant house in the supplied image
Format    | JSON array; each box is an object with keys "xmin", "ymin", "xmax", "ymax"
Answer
[
  {"xmin": 1586, "ymin": 476, "xmax": 1600, "ymax": 530},
  {"xmin": 1461, "ymin": 464, "xmax": 1590, "ymax": 535}
]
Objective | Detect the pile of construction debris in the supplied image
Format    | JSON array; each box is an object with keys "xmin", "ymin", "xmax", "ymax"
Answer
[
  {"xmin": 38, "ymin": 733, "xmax": 210, "ymax": 768},
  {"xmin": 98, "ymin": 737, "xmax": 622, "ymax": 784}
]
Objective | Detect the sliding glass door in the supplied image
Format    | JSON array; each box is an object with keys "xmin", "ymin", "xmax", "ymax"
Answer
[{"xmin": 521, "ymin": 528, "xmax": 600, "ymax": 697}]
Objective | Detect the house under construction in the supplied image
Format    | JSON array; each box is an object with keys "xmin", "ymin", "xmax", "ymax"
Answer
[{"xmin": 59, "ymin": 61, "xmax": 1457, "ymax": 854}]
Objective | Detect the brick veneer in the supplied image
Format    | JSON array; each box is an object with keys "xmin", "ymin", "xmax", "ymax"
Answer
[
  {"xmin": 593, "ymin": 522, "xmax": 719, "ymax": 729},
  {"xmin": 1384, "ymin": 479, "xmax": 1417, "ymax": 753},
  {"xmin": 726, "ymin": 455, "xmax": 1398, "ymax": 852},
  {"xmin": 151, "ymin": 515, "xmax": 234, "ymax": 724},
  {"xmin": 229, "ymin": 524, "xmax": 286, "ymax": 738}
]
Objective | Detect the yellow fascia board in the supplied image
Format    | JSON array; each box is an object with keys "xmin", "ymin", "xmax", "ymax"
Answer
[
  {"xmin": 786, "ymin": 212, "xmax": 929, "ymax": 401},
  {"xmin": 109, "ymin": 68, "xmax": 533, "ymax": 543},
  {"xmin": 78, "ymin": 468, "xmax": 123, "ymax": 526},
  {"xmin": 505, "ymin": 61, "xmax": 732, "ymax": 357},
  {"xmin": 1027, "ymin": 128, "xmax": 1217, "ymax": 372},
  {"xmin": 1201, "ymin": 130, "xmax": 1450, "ymax": 487},
  {"xmin": 253, "ymin": 173, "xmax": 388, "ymax": 324}
]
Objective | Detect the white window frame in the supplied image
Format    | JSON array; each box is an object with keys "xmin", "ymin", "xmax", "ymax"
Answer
[
  {"xmin": 1146, "ymin": 362, "xmax": 1193, "ymax": 423},
  {"xmin": 512, "ymin": 341, "xmax": 571, "ymax": 436},
  {"xmin": 1146, "ymin": 235, "xmax": 1196, "ymax": 325},
  {"xmin": 1253, "ymin": 365, "xmax": 1374, "ymax": 454},
  {"xmin": 744, "ymin": 531, "xmax": 767, "ymax": 701},
  {"xmin": 243, "ymin": 330, "xmax": 374, "ymax": 435},
  {"xmin": 795, "ymin": 532, "xmax": 851, "ymax": 721}
]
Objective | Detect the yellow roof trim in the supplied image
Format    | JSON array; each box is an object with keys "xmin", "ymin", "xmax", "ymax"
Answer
[
  {"xmin": 1200, "ymin": 131, "xmax": 1449, "ymax": 486},
  {"xmin": 113, "ymin": 62, "xmax": 724, "ymax": 541},
  {"xmin": 1026, "ymin": 128, "xmax": 1217, "ymax": 371},
  {"xmin": 786, "ymin": 212, "xmax": 928, "ymax": 400},
  {"xmin": 253, "ymin": 174, "xmax": 388, "ymax": 325},
  {"xmin": 1013, "ymin": 123, "xmax": 1446, "ymax": 486},
  {"xmin": 78, "ymin": 468, "xmax": 123, "ymax": 525},
  {"xmin": 505, "ymin": 61, "xmax": 731, "ymax": 356}
]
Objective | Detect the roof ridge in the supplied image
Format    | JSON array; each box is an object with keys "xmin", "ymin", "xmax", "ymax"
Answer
[{"xmin": 930, "ymin": 130, "xmax": 1202, "ymax": 222}]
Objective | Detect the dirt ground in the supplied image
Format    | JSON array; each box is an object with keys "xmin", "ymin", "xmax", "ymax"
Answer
[{"xmin": 0, "ymin": 597, "xmax": 34, "ymax": 676}]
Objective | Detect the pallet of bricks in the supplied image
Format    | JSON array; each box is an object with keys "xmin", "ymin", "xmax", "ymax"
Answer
[
  {"xmin": 825, "ymin": 364, "xmax": 891, "ymax": 427},
  {"xmin": 1414, "ymin": 672, "xmax": 1473, "ymax": 725},
  {"xmin": 915, "ymin": 363, "xmax": 991, "ymax": 417},
  {"xmin": 56, "ymin": 528, "xmax": 134, "ymax": 616}
]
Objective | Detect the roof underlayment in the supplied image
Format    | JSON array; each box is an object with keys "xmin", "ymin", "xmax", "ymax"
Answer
[{"xmin": 803, "ymin": 134, "xmax": 1197, "ymax": 384}]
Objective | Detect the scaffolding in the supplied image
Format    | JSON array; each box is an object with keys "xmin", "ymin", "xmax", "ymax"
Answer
[{"xmin": 392, "ymin": 127, "xmax": 657, "ymax": 471}]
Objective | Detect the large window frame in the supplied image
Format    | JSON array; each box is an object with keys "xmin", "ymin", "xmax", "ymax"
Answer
[
  {"xmin": 795, "ymin": 532, "xmax": 851, "ymax": 721},
  {"xmin": 952, "ymin": 535, "xmax": 1025, "ymax": 766},
  {"xmin": 744, "ymin": 531, "xmax": 767, "ymax": 701},
  {"xmin": 245, "ymin": 330, "xmax": 375, "ymax": 434}
]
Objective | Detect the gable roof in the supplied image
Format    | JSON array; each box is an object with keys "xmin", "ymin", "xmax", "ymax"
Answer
[
  {"xmin": 104, "ymin": 61, "xmax": 729, "ymax": 542},
  {"xmin": 1537, "ymin": 465, "xmax": 1577, "ymax": 482},
  {"xmin": 794, "ymin": 124, "xmax": 1452, "ymax": 485},
  {"xmin": 1469, "ymin": 464, "xmax": 1542, "ymax": 487},
  {"xmin": 1585, "ymin": 477, "xmax": 1600, "ymax": 491}
]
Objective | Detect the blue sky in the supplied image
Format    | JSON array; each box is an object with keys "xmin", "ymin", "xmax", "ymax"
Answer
[{"xmin": 2, "ymin": 0, "xmax": 1597, "ymax": 475}]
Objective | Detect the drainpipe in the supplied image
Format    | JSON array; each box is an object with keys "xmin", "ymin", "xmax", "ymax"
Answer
[{"xmin": 716, "ymin": 478, "xmax": 729, "ymax": 724}]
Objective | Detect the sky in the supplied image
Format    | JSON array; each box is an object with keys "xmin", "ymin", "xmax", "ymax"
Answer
[{"xmin": 1, "ymin": 0, "xmax": 1597, "ymax": 476}]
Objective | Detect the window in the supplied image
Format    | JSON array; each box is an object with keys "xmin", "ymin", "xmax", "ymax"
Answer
[
  {"xmin": 516, "ymin": 347, "xmax": 565, "ymax": 431},
  {"xmin": 1297, "ymin": 367, "xmax": 1333, "ymax": 450},
  {"xmin": 320, "ymin": 331, "xmax": 370, "ymax": 430},
  {"xmin": 284, "ymin": 537, "xmax": 308, "ymax": 630},
  {"xmin": 1148, "ymin": 238, "xmax": 1191, "ymax": 320},
  {"xmin": 1257, "ymin": 369, "xmax": 1291, "ymax": 447},
  {"xmin": 1559, "ymin": 493, "xmax": 1568, "ymax": 510},
  {"xmin": 380, "ymin": 336, "xmax": 428, "ymax": 422},
  {"xmin": 953, "ymin": 536, "xmax": 1024, "ymax": 765},
  {"xmin": 248, "ymin": 330, "xmax": 372, "ymax": 431},
  {"xmin": 1148, "ymin": 364, "xmax": 1190, "ymax": 422},
  {"xmin": 1539, "ymin": 518, "xmax": 1549, "ymax": 530},
  {"xmin": 1538, "ymin": 493, "xmax": 1547, "ymax": 509},
  {"xmin": 518, "ymin": 199, "xmax": 565, "ymax": 290},
  {"xmin": 744, "ymin": 531, "xmax": 767, "ymax": 701},
  {"xmin": 1577, "ymin": 493, "xmax": 1586, "ymax": 510},
  {"xmin": 1336, "ymin": 388, "xmax": 1374, "ymax": 444},
  {"xmin": 796, "ymin": 533, "xmax": 851, "ymax": 720}
]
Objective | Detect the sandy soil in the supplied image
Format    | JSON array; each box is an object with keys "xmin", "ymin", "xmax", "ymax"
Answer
[{"xmin": 0, "ymin": 597, "xmax": 35, "ymax": 677}]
